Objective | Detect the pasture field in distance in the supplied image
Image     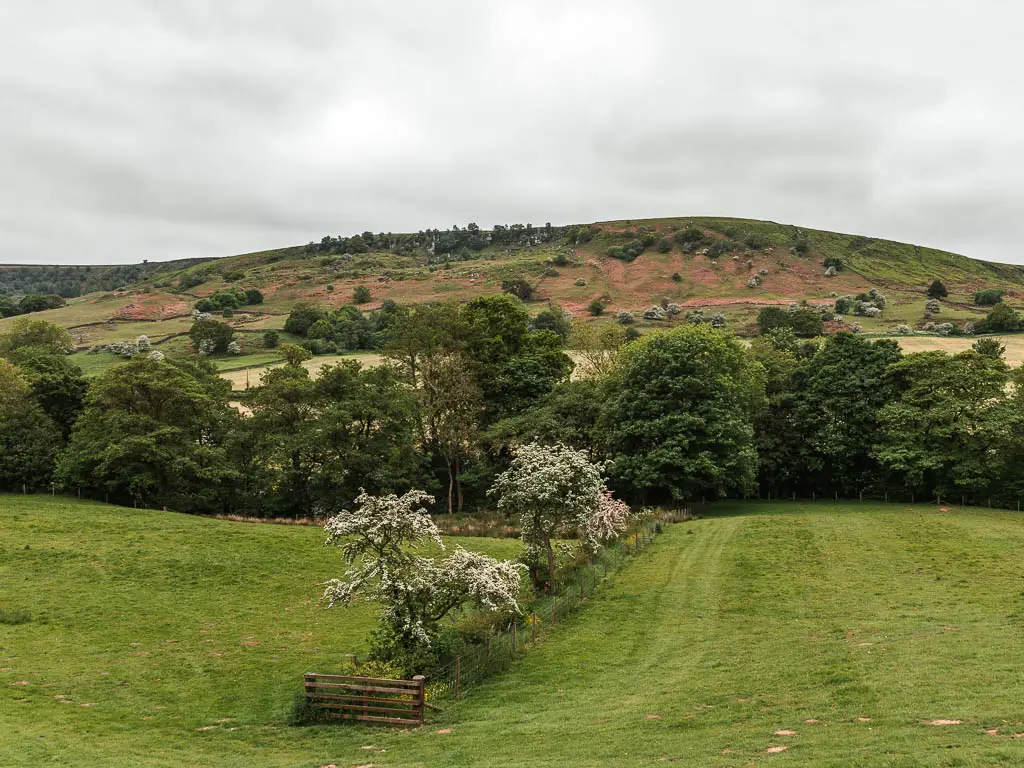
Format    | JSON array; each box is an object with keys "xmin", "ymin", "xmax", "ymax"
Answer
[{"xmin": 3, "ymin": 498, "xmax": 1023, "ymax": 767}]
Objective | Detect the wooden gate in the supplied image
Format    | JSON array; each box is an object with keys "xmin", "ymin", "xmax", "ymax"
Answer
[{"xmin": 303, "ymin": 673, "xmax": 426, "ymax": 727}]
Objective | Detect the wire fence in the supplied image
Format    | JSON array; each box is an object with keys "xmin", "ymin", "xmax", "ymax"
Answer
[{"xmin": 425, "ymin": 517, "xmax": 675, "ymax": 703}]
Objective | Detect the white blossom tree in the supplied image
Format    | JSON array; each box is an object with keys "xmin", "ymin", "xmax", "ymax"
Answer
[
  {"xmin": 323, "ymin": 489, "xmax": 524, "ymax": 651},
  {"xmin": 585, "ymin": 490, "xmax": 632, "ymax": 552},
  {"xmin": 488, "ymin": 442, "xmax": 628, "ymax": 588}
]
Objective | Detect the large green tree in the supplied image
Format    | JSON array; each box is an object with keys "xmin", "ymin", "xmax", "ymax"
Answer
[
  {"xmin": 0, "ymin": 317, "xmax": 74, "ymax": 357},
  {"xmin": 755, "ymin": 333, "xmax": 902, "ymax": 497},
  {"xmin": 0, "ymin": 360, "xmax": 61, "ymax": 491},
  {"xmin": 874, "ymin": 350, "xmax": 1011, "ymax": 501},
  {"xmin": 57, "ymin": 358, "xmax": 237, "ymax": 510},
  {"xmin": 10, "ymin": 350, "xmax": 88, "ymax": 438},
  {"xmin": 599, "ymin": 324, "xmax": 766, "ymax": 503}
]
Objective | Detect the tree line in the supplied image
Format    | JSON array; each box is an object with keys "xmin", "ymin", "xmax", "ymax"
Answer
[{"xmin": 3, "ymin": 298, "xmax": 1024, "ymax": 512}]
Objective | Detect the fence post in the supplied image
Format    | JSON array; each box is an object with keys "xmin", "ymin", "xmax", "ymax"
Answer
[
  {"xmin": 455, "ymin": 656, "xmax": 461, "ymax": 700},
  {"xmin": 532, "ymin": 613, "xmax": 537, "ymax": 645},
  {"xmin": 413, "ymin": 675, "xmax": 426, "ymax": 723}
]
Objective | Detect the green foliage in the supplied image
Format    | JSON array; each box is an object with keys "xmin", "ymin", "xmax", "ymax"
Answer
[
  {"xmin": 976, "ymin": 301, "xmax": 1020, "ymax": 333},
  {"xmin": 0, "ymin": 360, "xmax": 61, "ymax": 491},
  {"xmin": 755, "ymin": 333, "xmax": 902, "ymax": 497},
  {"xmin": 188, "ymin": 318, "xmax": 234, "ymax": 354},
  {"xmin": 974, "ymin": 288, "xmax": 1004, "ymax": 305},
  {"xmin": 599, "ymin": 324, "xmax": 766, "ymax": 503},
  {"xmin": 279, "ymin": 344, "xmax": 312, "ymax": 367},
  {"xmin": 262, "ymin": 329, "xmax": 280, "ymax": 348},
  {"xmin": 532, "ymin": 307, "xmax": 572, "ymax": 342},
  {"xmin": 671, "ymin": 272, "xmax": 682, "ymax": 282},
  {"xmin": 0, "ymin": 317, "xmax": 75, "ymax": 357},
  {"xmin": 972, "ymin": 337, "xmax": 1005, "ymax": 358},
  {"xmin": 9, "ymin": 350, "xmax": 88, "ymax": 438},
  {"xmin": 656, "ymin": 238, "xmax": 671, "ymax": 253},
  {"xmin": 17, "ymin": 293, "xmax": 66, "ymax": 313},
  {"xmin": 759, "ymin": 305, "xmax": 824, "ymax": 338},
  {"xmin": 57, "ymin": 358, "xmax": 237, "ymax": 510},
  {"xmin": 501, "ymin": 277, "xmax": 534, "ymax": 301},
  {"xmin": 927, "ymin": 279, "xmax": 948, "ymax": 299},
  {"xmin": 875, "ymin": 350, "xmax": 1013, "ymax": 498},
  {"xmin": 823, "ymin": 256, "xmax": 844, "ymax": 271},
  {"xmin": 283, "ymin": 303, "xmax": 326, "ymax": 335},
  {"xmin": 834, "ymin": 296, "xmax": 852, "ymax": 314},
  {"xmin": 587, "ymin": 299, "xmax": 605, "ymax": 316},
  {"xmin": 240, "ymin": 365, "xmax": 425, "ymax": 517},
  {"xmin": 672, "ymin": 226, "xmax": 706, "ymax": 246},
  {"xmin": 353, "ymin": 285, "xmax": 372, "ymax": 304}
]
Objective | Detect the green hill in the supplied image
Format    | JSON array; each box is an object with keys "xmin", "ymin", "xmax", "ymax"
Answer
[
  {"xmin": 3, "ymin": 216, "xmax": 1024, "ymax": 373},
  {"xmin": 3, "ymin": 496, "xmax": 1024, "ymax": 766}
]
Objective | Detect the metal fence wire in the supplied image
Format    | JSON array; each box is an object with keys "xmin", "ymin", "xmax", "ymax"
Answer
[{"xmin": 426, "ymin": 518, "xmax": 671, "ymax": 703}]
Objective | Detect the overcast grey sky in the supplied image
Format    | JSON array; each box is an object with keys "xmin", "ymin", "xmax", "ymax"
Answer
[{"xmin": 2, "ymin": 1, "xmax": 1023, "ymax": 265}]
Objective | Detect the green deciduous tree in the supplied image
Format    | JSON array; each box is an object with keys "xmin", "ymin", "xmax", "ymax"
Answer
[
  {"xmin": 927, "ymin": 279, "xmax": 949, "ymax": 299},
  {"xmin": 875, "ymin": 350, "xmax": 1011, "ymax": 501},
  {"xmin": 57, "ymin": 358, "xmax": 237, "ymax": 510},
  {"xmin": 599, "ymin": 324, "xmax": 766, "ymax": 503},
  {"xmin": 0, "ymin": 360, "xmax": 61, "ymax": 491},
  {"xmin": 0, "ymin": 317, "xmax": 74, "ymax": 357}
]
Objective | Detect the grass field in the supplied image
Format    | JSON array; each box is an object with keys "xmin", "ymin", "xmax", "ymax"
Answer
[{"xmin": 4, "ymin": 498, "xmax": 1024, "ymax": 766}]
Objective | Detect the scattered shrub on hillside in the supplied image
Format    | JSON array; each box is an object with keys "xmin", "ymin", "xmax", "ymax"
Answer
[
  {"xmin": 850, "ymin": 323, "xmax": 863, "ymax": 333},
  {"xmin": 974, "ymin": 288, "xmax": 1004, "ymax": 306},
  {"xmin": 927, "ymin": 279, "xmax": 948, "ymax": 299},
  {"xmin": 263, "ymin": 330, "xmax": 279, "ymax": 348},
  {"xmin": 283, "ymin": 303, "xmax": 326, "ymax": 335},
  {"xmin": 189, "ymin": 318, "xmax": 234, "ymax": 355},
  {"xmin": 976, "ymin": 301, "xmax": 1020, "ymax": 332},
  {"xmin": 667, "ymin": 303, "xmax": 682, "ymax": 315},
  {"xmin": 825, "ymin": 266, "xmax": 837, "ymax": 277},
  {"xmin": 711, "ymin": 312, "xmax": 726, "ymax": 328},
  {"xmin": 793, "ymin": 238, "xmax": 811, "ymax": 254},
  {"xmin": 671, "ymin": 272, "xmax": 682, "ymax": 282},
  {"xmin": 617, "ymin": 311, "xmax": 634, "ymax": 325},
  {"xmin": 147, "ymin": 350, "xmax": 165, "ymax": 361},
  {"xmin": 747, "ymin": 275, "xmax": 762, "ymax": 289},
  {"xmin": 708, "ymin": 240, "xmax": 735, "ymax": 259},
  {"xmin": 962, "ymin": 321, "xmax": 975, "ymax": 335},
  {"xmin": 925, "ymin": 298, "xmax": 941, "ymax": 314},
  {"xmin": 643, "ymin": 305, "xmax": 667, "ymax": 320},
  {"xmin": 353, "ymin": 285, "xmax": 372, "ymax": 304},
  {"xmin": 227, "ymin": 341, "xmax": 242, "ymax": 355},
  {"xmin": 935, "ymin": 322, "xmax": 954, "ymax": 336},
  {"xmin": 501, "ymin": 278, "xmax": 535, "ymax": 300},
  {"xmin": 673, "ymin": 226, "xmax": 706, "ymax": 247},
  {"xmin": 896, "ymin": 324, "xmax": 913, "ymax": 334},
  {"xmin": 823, "ymin": 257, "xmax": 844, "ymax": 271},
  {"xmin": 656, "ymin": 238, "xmax": 671, "ymax": 253},
  {"xmin": 686, "ymin": 309, "xmax": 706, "ymax": 324},
  {"xmin": 574, "ymin": 278, "xmax": 587, "ymax": 287},
  {"xmin": 744, "ymin": 234, "xmax": 768, "ymax": 250},
  {"xmin": 587, "ymin": 299, "xmax": 605, "ymax": 317}
]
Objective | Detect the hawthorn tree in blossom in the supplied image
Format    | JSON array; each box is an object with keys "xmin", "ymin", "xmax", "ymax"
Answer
[
  {"xmin": 488, "ymin": 442, "xmax": 630, "ymax": 589},
  {"xmin": 322, "ymin": 489, "xmax": 523, "ymax": 655}
]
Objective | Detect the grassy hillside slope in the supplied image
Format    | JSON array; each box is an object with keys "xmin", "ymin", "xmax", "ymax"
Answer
[
  {"xmin": 4, "ymin": 217, "xmax": 1024, "ymax": 352},
  {"xmin": 4, "ymin": 498, "xmax": 1024, "ymax": 766}
]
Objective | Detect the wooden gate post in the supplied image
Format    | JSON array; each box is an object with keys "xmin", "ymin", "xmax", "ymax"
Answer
[{"xmin": 413, "ymin": 675, "xmax": 426, "ymax": 723}]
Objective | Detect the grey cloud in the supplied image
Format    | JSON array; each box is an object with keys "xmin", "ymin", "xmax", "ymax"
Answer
[{"xmin": 1, "ymin": 0, "xmax": 1023, "ymax": 264}]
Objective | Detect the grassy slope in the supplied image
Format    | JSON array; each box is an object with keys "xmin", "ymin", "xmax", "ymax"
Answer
[
  {"xmin": 5, "ymin": 216, "xmax": 1024, "ymax": 350},
  {"xmin": 4, "ymin": 498, "xmax": 1024, "ymax": 766}
]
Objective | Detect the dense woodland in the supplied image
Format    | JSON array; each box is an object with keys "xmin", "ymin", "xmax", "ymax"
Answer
[{"xmin": 4, "ymin": 293, "xmax": 1024, "ymax": 518}]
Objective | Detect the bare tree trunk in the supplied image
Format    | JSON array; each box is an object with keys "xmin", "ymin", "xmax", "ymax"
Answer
[
  {"xmin": 455, "ymin": 456, "xmax": 463, "ymax": 514},
  {"xmin": 446, "ymin": 459, "xmax": 455, "ymax": 515}
]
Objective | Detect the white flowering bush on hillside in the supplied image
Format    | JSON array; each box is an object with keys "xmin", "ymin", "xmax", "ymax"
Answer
[
  {"xmin": 488, "ymin": 442, "xmax": 630, "ymax": 588},
  {"xmin": 322, "ymin": 489, "xmax": 524, "ymax": 663}
]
